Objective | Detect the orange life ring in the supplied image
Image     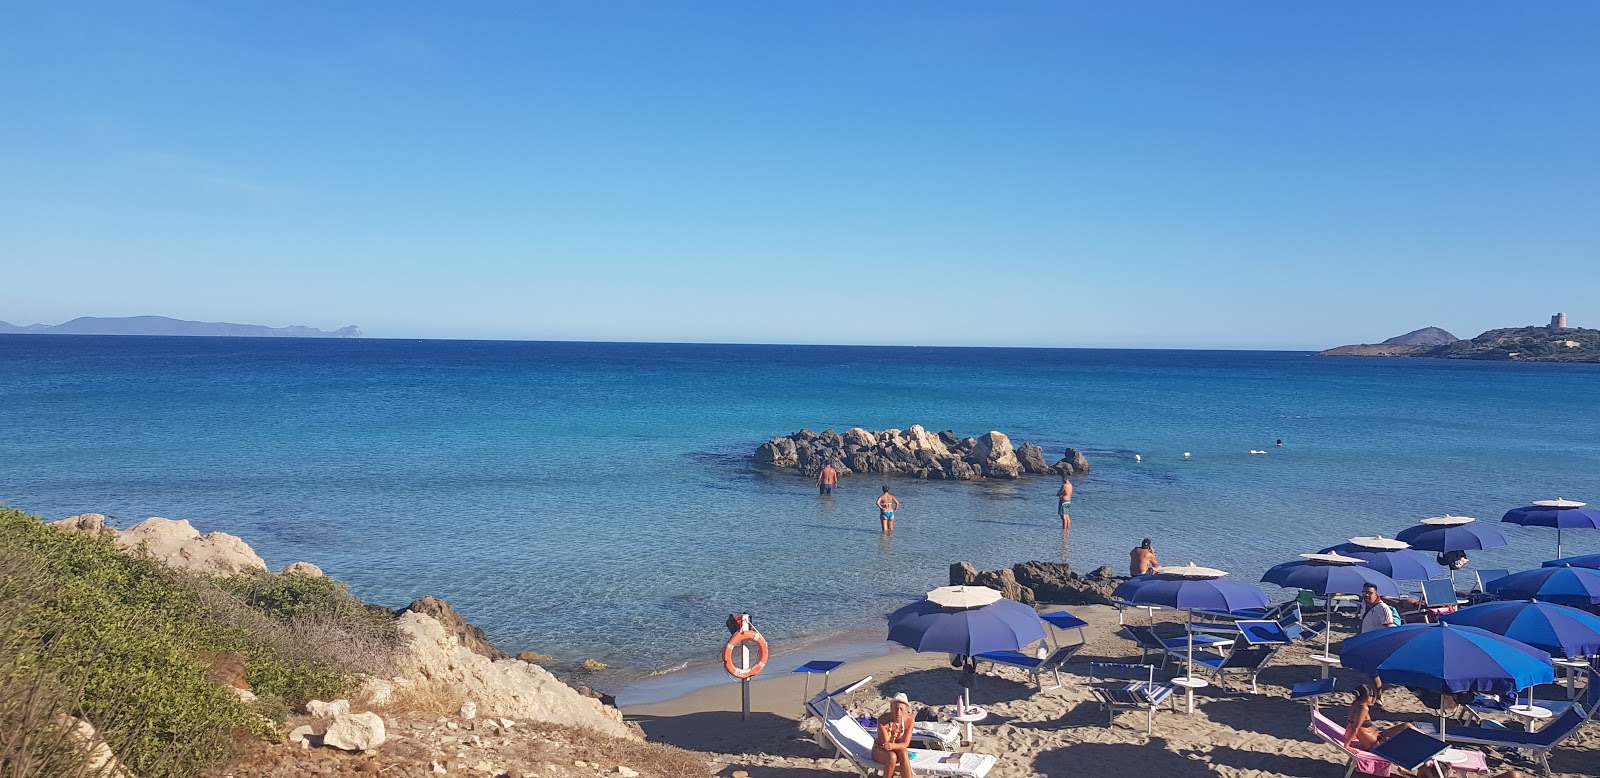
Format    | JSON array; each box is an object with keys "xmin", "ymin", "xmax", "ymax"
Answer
[{"xmin": 723, "ymin": 630, "xmax": 769, "ymax": 679}]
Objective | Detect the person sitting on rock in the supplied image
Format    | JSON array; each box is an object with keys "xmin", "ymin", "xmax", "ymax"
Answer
[{"xmin": 1130, "ymin": 539, "xmax": 1159, "ymax": 576}]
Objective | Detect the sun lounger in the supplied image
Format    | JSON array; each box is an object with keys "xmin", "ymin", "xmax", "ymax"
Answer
[
  {"xmin": 1121, "ymin": 625, "xmax": 1230, "ymax": 668},
  {"xmin": 973, "ymin": 643, "xmax": 1082, "ymax": 690},
  {"xmin": 1465, "ymin": 676, "xmax": 1600, "ymax": 729},
  {"xmin": 1400, "ymin": 580, "xmax": 1465, "ymax": 623},
  {"xmin": 1311, "ymin": 709, "xmax": 1489, "ymax": 778},
  {"xmin": 1415, "ymin": 707, "xmax": 1587, "ymax": 777},
  {"xmin": 1088, "ymin": 662, "xmax": 1174, "ymax": 735},
  {"xmin": 1189, "ymin": 638, "xmax": 1281, "ymax": 693},
  {"xmin": 805, "ymin": 679, "xmax": 960, "ymax": 751},
  {"xmin": 806, "ymin": 695, "xmax": 998, "ymax": 778}
]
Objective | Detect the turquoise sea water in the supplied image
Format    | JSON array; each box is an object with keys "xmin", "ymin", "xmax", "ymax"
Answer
[{"xmin": 3, "ymin": 336, "xmax": 1599, "ymax": 689}]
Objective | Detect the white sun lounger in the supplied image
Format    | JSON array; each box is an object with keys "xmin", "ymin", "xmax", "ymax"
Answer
[{"xmin": 806, "ymin": 696, "xmax": 998, "ymax": 778}]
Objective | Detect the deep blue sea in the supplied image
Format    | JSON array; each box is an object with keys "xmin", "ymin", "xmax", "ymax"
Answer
[{"xmin": 4, "ymin": 336, "xmax": 1600, "ymax": 688}]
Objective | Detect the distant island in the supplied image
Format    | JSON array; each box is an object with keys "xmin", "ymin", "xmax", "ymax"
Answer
[
  {"xmin": 1321, "ymin": 313, "xmax": 1600, "ymax": 363},
  {"xmin": 0, "ymin": 315, "xmax": 361, "ymax": 338}
]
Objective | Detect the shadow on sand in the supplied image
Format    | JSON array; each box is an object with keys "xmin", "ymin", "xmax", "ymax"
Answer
[{"xmin": 1034, "ymin": 739, "xmax": 1212, "ymax": 777}]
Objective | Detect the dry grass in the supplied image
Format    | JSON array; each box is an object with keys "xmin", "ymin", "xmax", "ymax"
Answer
[
  {"xmin": 192, "ymin": 585, "xmax": 400, "ymax": 678},
  {"xmin": 521, "ymin": 721, "xmax": 715, "ymax": 778},
  {"xmin": 371, "ymin": 680, "xmax": 468, "ymax": 718}
]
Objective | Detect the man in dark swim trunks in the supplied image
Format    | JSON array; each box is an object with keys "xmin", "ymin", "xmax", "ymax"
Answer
[
  {"xmin": 1057, "ymin": 474, "xmax": 1074, "ymax": 530},
  {"xmin": 877, "ymin": 486, "xmax": 900, "ymax": 533},
  {"xmin": 818, "ymin": 462, "xmax": 838, "ymax": 495}
]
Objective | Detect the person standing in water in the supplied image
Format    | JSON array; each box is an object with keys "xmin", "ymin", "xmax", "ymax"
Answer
[
  {"xmin": 877, "ymin": 486, "xmax": 900, "ymax": 533},
  {"xmin": 1056, "ymin": 474, "xmax": 1074, "ymax": 530},
  {"xmin": 817, "ymin": 462, "xmax": 838, "ymax": 495}
]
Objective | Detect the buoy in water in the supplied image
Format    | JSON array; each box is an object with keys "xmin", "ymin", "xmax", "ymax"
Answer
[
  {"xmin": 1182, "ymin": 452, "xmax": 1192, "ymax": 459},
  {"xmin": 1134, "ymin": 454, "xmax": 1142, "ymax": 463}
]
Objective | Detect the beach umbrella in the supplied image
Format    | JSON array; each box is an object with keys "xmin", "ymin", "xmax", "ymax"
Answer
[
  {"xmin": 1502, "ymin": 500, "xmax": 1600, "ymax": 559},
  {"xmin": 926, "ymin": 585, "xmax": 1002, "ymax": 609},
  {"xmin": 1441, "ymin": 600, "xmax": 1600, "ymax": 658},
  {"xmin": 1395, "ymin": 515, "xmax": 1509, "ymax": 553},
  {"xmin": 1486, "ymin": 566, "xmax": 1600, "ymax": 607},
  {"xmin": 1320, "ymin": 536, "xmax": 1446, "ymax": 581},
  {"xmin": 1114, "ymin": 565, "xmax": 1269, "ymax": 686},
  {"xmin": 1340, "ymin": 622, "xmax": 1554, "ymax": 733},
  {"xmin": 1543, "ymin": 554, "xmax": 1600, "ymax": 570},
  {"xmin": 887, "ymin": 597, "xmax": 1045, "ymax": 656},
  {"xmin": 1262, "ymin": 554, "xmax": 1401, "ymax": 663}
]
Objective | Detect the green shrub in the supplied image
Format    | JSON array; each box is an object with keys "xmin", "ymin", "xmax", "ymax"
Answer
[{"xmin": 0, "ymin": 506, "xmax": 378, "ymax": 776}]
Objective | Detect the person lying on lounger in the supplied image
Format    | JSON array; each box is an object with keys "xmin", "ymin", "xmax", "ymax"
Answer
[{"xmin": 873, "ymin": 693, "xmax": 915, "ymax": 778}]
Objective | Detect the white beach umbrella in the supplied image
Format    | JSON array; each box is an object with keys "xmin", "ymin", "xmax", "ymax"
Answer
[
  {"xmin": 1421, "ymin": 514, "xmax": 1478, "ymax": 526},
  {"xmin": 927, "ymin": 585, "xmax": 1003, "ymax": 609},
  {"xmin": 1348, "ymin": 536, "xmax": 1410, "ymax": 550},
  {"xmin": 1299, "ymin": 552, "xmax": 1367, "ymax": 564},
  {"xmin": 1153, "ymin": 563, "xmax": 1228, "ymax": 579}
]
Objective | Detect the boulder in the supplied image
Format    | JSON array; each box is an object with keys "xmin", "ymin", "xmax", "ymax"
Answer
[
  {"xmin": 753, "ymin": 438, "xmax": 798, "ymax": 466},
  {"xmin": 790, "ymin": 429, "xmax": 819, "ymax": 442},
  {"xmin": 843, "ymin": 427, "xmax": 877, "ymax": 448},
  {"xmin": 937, "ymin": 430, "xmax": 961, "ymax": 448},
  {"xmin": 1057, "ymin": 448, "xmax": 1091, "ymax": 475},
  {"xmin": 51, "ymin": 513, "xmax": 111, "ymax": 536},
  {"xmin": 391, "ymin": 612, "xmax": 638, "ymax": 740},
  {"xmin": 115, "ymin": 517, "xmax": 268, "ymax": 576},
  {"xmin": 53, "ymin": 715, "xmax": 129, "ymax": 778},
  {"xmin": 307, "ymin": 699, "xmax": 351, "ymax": 719},
  {"xmin": 970, "ymin": 431, "xmax": 1022, "ymax": 479},
  {"xmin": 947, "ymin": 460, "xmax": 979, "ymax": 480},
  {"xmin": 289, "ymin": 724, "xmax": 320, "ymax": 748},
  {"xmin": 948, "ymin": 562, "xmax": 1034, "ymax": 605},
  {"xmin": 1015, "ymin": 442, "xmax": 1051, "ymax": 474},
  {"xmin": 322, "ymin": 711, "xmax": 387, "ymax": 751},
  {"xmin": 398, "ymin": 596, "xmax": 508, "ymax": 661},
  {"xmin": 516, "ymin": 651, "xmax": 554, "ymax": 665},
  {"xmin": 282, "ymin": 561, "xmax": 325, "ymax": 577}
]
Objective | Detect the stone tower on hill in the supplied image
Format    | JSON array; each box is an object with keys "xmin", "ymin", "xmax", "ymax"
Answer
[{"xmin": 1551, "ymin": 312, "xmax": 1568, "ymax": 329}]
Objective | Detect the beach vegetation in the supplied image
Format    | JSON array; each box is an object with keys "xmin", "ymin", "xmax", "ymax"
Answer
[{"xmin": 0, "ymin": 506, "xmax": 397, "ymax": 776}]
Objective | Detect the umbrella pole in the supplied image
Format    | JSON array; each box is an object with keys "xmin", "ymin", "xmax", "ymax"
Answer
[
  {"xmin": 1557, "ymin": 528, "xmax": 1563, "ymax": 560},
  {"xmin": 1323, "ymin": 598, "xmax": 1335, "ymax": 659}
]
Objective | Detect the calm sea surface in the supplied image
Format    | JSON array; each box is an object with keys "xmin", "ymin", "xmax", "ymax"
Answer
[{"xmin": 3, "ymin": 336, "xmax": 1599, "ymax": 688}]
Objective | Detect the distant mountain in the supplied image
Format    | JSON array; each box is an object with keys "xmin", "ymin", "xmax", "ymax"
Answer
[
  {"xmin": 0, "ymin": 316, "xmax": 361, "ymax": 338},
  {"xmin": 1381, "ymin": 327, "xmax": 1458, "ymax": 347},
  {"xmin": 1321, "ymin": 322, "xmax": 1600, "ymax": 363}
]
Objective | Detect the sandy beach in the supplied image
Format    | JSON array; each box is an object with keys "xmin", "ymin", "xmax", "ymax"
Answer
[{"xmin": 625, "ymin": 604, "xmax": 1600, "ymax": 778}]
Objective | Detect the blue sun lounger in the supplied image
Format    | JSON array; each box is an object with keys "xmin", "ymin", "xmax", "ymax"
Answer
[
  {"xmin": 1417, "ymin": 707, "xmax": 1588, "ymax": 777},
  {"xmin": 973, "ymin": 643, "xmax": 1083, "ymax": 690}
]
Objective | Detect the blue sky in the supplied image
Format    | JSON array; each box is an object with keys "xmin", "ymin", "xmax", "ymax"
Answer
[{"xmin": 2, "ymin": 2, "xmax": 1595, "ymax": 348}]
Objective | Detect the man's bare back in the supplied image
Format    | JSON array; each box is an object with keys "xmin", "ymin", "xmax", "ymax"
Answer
[{"xmin": 1130, "ymin": 541, "xmax": 1159, "ymax": 576}]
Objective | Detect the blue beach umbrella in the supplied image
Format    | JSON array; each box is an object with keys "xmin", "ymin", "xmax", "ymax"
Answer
[
  {"xmin": 1486, "ymin": 566, "xmax": 1600, "ymax": 607},
  {"xmin": 1320, "ymin": 541, "xmax": 1446, "ymax": 581},
  {"xmin": 1262, "ymin": 555, "xmax": 1401, "ymax": 661},
  {"xmin": 1340, "ymin": 622, "xmax": 1554, "ymax": 733},
  {"xmin": 1441, "ymin": 600, "xmax": 1600, "ymax": 658},
  {"xmin": 1543, "ymin": 554, "xmax": 1600, "ymax": 570},
  {"xmin": 1114, "ymin": 564, "xmax": 1270, "ymax": 683},
  {"xmin": 887, "ymin": 597, "xmax": 1045, "ymax": 656},
  {"xmin": 1395, "ymin": 516, "xmax": 1509, "ymax": 553},
  {"xmin": 1503, "ymin": 500, "xmax": 1600, "ymax": 559}
]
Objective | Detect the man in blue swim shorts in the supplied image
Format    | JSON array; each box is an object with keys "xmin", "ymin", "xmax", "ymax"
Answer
[{"xmin": 877, "ymin": 486, "xmax": 900, "ymax": 534}]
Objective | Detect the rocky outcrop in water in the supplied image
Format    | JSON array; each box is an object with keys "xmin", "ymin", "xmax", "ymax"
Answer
[
  {"xmin": 754, "ymin": 426, "xmax": 1090, "ymax": 480},
  {"xmin": 952, "ymin": 560, "xmax": 1124, "ymax": 606},
  {"xmin": 399, "ymin": 595, "xmax": 508, "ymax": 661}
]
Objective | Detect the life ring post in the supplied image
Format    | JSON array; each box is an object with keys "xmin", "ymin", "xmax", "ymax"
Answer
[{"xmin": 722, "ymin": 614, "xmax": 768, "ymax": 721}]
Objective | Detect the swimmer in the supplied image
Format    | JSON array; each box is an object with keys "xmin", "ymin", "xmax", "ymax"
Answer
[
  {"xmin": 1276, "ymin": 439, "xmax": 1283, "ymax": 447},
  {"xmin": 877, "ymin": 486, "xmax": 900, "ymax": 534},
  {"xmin": 1056, "ymin": 474, "xmax": 1074, "ymax": 530},
  {"xmin": 817, "ymin": 462, "xmax": 839, "ymax": 495}
]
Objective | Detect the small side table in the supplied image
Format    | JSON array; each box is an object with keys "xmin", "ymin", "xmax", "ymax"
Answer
[
  {"xmin": 1310, "ymin": 654, "xmax": 1341, "ymax": 679},
  {"xmin": 1431, "ymin": 747, "xmax": 1471, "ymax": 778},
  {"xmin": 1553, "ymin": 657, "xmax": 1588, "ymax": 698},
  {"xmin": 1169, "ymin": 676, "xmax": 1208, "ymax": 714},
  {"xmin": 949, "ymin": 706, "xmax": 987, "ymax": 747},
  {"xmin": 1508, "ymin": 704, "xmax": 1553, "ymax": 732}
]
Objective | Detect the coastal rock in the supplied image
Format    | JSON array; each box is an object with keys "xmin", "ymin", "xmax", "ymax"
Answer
[
  {"xmin": 948, "ymin": 562, "xmax": 1034, "ymax": 605},
  {"xmin": 516, "ymin": 651, "xmax": 554, "ymax": 665},
  {"xmin": 391, "ymin": 612, "xmax": 638, "ymax": 740},
  {"xmin": 1011, "ymin": 560, "xmax": 1121, "ymax": 605},
  {"xmin": 969, "ymin": 432, "xmax": 1022, "ymax": 479},
  {"xmin": 755, "ymin": 426, "xmax": 1088, "ymax": 481},
  {"xmin": 322, "ymin": 711, "xmax": 387, "ymax": 751},
  {"xmin": 398, "ymin": 596, "xmax": 508, "ymax": 661},
  {"xmin": 1015, "ymin": 442, "xmax": 1052, "ymax": 474},
  {"xmin": 50, "ymin": 513, "xmax": 112, "ymax": 536},
  {"xmin": 115, "ymin": 517, "xmax": 268, "ymax": 576},
  {"xmin": 282, "ymin": 561, "xmax": 325, "ymax": 577},
  {"xmin": 1061, "ymin": 448, "xmax": 1091, "ymax": 475}
]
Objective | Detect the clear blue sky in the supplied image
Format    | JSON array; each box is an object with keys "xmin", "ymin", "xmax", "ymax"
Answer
[{"xmin": 2, "ymin": 2, "xmax": 1595, "ymax": 348}]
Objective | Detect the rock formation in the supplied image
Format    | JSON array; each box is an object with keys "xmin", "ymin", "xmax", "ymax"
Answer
[
  {"xmin": 114, "ymin": 517, "xmax": 269, "ymax": 576},
  {"xmin": 754, "ymin": 425, "xmax": 1090, "ymax": 480},
  {"xmin": 952, "ymin": 560, "xmax": 1124, "ymax": 606},
  {"xmin": 398, "ymin": 596, "xmax": 508, "ymax": 661},
  {"xmin": 388, "ymin": 611, "xmax": 638, "ymax": 741}
]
